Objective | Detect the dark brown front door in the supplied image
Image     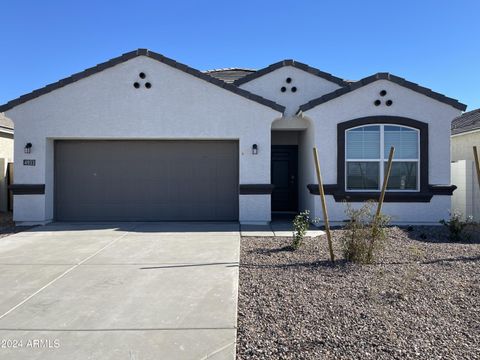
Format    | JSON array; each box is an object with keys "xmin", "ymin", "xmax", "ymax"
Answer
[{"xmin": 271, "ymin": 145, "xmax": 298, "ymax": 212}]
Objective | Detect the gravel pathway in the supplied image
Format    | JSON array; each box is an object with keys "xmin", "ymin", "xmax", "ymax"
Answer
[{"xmin": 237, "ymin": 226, "xmax": 480, "ymax": 359}]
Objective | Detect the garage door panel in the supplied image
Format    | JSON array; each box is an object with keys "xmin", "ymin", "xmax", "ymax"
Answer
[{"xmin": 55, "ymin": 141, "xmax": 238, "ymax": 221}]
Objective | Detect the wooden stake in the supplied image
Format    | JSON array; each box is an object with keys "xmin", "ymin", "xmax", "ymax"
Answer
[
  {"xmin": 313, "ymin": 147, "xmax": 335, "ymax": 263},
  {"xmin": 376, "ymin": 146, "xmax": 395, "ymax": 219},
  {"xmin": 474, "ymin": 146, "xmax": 480, "ymax": 191}
]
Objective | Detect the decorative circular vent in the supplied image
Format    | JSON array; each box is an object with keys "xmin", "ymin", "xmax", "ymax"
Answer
[
  {"xmin": 374, "ymin": 100, "xmax": 381, "ymax": 106},
  {"xmin": 380, "ymin": 90, "xmax": 387, "ymax": 96},
  {"xmin": 386, "ymin": 100, "xmax": 393, "ymax": 106},
  {"xmin": 134, "ymin": 72, "xmax": 152, "ymax": 89},
  {"xmin": 280, "ymin": 77, "xmax": 297, "ymax": 93}
]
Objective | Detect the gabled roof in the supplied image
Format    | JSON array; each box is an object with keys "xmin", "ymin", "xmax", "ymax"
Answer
[
  {"xmin": 0, "ymin": 49, "xmax": 285, "ymax": 113},
  {"xmin": 451, "ymin": 108, "xmax": 480, "ymax": 135},
  {"xmin": 204, "ymin": 68, "xmax": 255, "ymax": 83},
  {"xmin": 298, "ymin": 72, "xmax": 467, "ymax": 113},
  {"xmin": 233, "ymin": 59, "xmax": 348, "ymax": 87}
]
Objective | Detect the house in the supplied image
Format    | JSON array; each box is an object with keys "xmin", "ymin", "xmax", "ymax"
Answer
[
  {"xmin": 0, "ymin": 113, "xmax": 14, "ymax": 212},
  {"xmin": 451, "ymin": 109, "xmax": 480, "ymax": 221},
  {"xmin": 0, "ymin": 49, "xmax": 466, "ymax": 225},
  {"xmin": 451, "ymin": 108, "xmax": 480, "ymax": 161}
]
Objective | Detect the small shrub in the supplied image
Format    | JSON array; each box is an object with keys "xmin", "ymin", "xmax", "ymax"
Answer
[
  {"xmin": 341, "ymin": 201, "xmax": 390, "ymax": 264},
  {"xmin": 292, "ymin": 210, "xmax": 318, "ymax": 250},
  {"xmin": 440, "ymin": 210, "xmax": 473, "ymax": 242}
]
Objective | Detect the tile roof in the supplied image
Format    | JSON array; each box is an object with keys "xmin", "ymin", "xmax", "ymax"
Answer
[
  {"xmin": 233, "ymin": 59, "xmax": 348, "ymax": 87},
  {"xmin": 204, "ymin": 68, "xmax": 256, "ymax": 83},
  {"xmin": 451, "ymin": 108, "xmax": 480, "ymax": 135},
  {"xmin": 298, "ymin": 73, "xmax": 467, "ymax": 113},
  {"xmin": 0, "ymin": 49, "xmax": 285, "ymax": 114}
]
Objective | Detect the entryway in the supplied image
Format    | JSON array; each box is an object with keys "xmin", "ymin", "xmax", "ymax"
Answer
[{"xmin": 271, "ymin": 131, "xmax": 299, "ymax": 215}]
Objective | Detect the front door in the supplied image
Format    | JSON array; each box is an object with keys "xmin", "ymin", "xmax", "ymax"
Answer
[{"xmin": 271, "ymin": 145, "xmax": 298, "ymax": 212}]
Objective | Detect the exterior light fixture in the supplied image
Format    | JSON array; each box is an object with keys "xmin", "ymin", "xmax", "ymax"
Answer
[
  {"xmin": 252, "ymin": 144, "xmax": 258, "ymax": 155},
  {"xmin": 24, "ymin": 143, "xmax": 32, "ymax": 154}
]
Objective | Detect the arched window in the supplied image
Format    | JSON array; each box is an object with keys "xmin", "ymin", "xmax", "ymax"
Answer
[{"xmin": 345, "ymin": 124, "xmax": 419, "ymax": 191}]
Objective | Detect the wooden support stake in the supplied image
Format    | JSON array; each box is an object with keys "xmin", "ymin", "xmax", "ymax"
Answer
[
  {"xmin": 376, "ymin": 146, "xmax": 395, "ymax": 219},
  {"xmin": 313, "ymin": 147, "xmax": 335, "ymax": 263},
  {"xmin": 474, "ymin": 146, "xmax": 480, "ymax": 192}
]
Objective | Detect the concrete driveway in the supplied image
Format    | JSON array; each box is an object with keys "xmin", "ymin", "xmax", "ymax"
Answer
[{"xmin": 0, "ymin": 222, "xmax": 240, "ymax": 360}]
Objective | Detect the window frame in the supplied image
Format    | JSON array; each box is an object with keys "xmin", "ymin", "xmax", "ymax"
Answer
[{"xmin": 344, "ymin": 124, "xmax": 420, "ymax": 192}]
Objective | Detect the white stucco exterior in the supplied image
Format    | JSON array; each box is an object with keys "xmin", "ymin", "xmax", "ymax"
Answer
[
  {"xmin": 239, "ymin": 66, "xmax": 342, "ymax": 117},
  {"xmin": 6, "ymin": 56, "xmax": 282, "ymax": 224},
  {"xmin": 301, "ymin": 80, "xmax": 461, "ymax": 224},
  {"xmin": 3, "ymin": 50, "xmax": 464, "ymax": 225}
]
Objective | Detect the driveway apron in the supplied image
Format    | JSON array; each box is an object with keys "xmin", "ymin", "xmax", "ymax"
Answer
[{"xmin": 0, "ymin": 222, "xmax": 240, "ymax": 360}]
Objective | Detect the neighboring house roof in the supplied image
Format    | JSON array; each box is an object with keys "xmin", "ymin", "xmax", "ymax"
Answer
[
  {"xmin": 298, "ymin": 73, "xmax": 467, "ymax": 113},
  {"xmin": 451, "ymin": 108, "xmax": 480, "ymax": 135},
  {"xmin": 0, "ymin": 49, "xmax": 285, "ymax": 114},
  {"xmin": 233, "ymin": 59, "xmax": 348, "ymax": 87},
  {"xmin": 204, "ymin": 68, "xmax": 255, "ymax": 83},
  {"xmin": 0, "ymin": 113, "xmax": 14, "ymax": 134}
]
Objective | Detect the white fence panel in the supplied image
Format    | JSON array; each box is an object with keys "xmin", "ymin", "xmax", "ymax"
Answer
[{"xmin": 451, "ymin": 160, "xmax": 480, "ymax": 222}]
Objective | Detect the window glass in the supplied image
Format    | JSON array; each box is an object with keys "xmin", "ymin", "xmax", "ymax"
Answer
[
  {"xmin": 346, "ymin": 125, "xmax": 380, "ymax": 159},
  {"xmin": 384, "ymin": 126, "xmax": 418, "ymax": 159},
  {"xmin": 385, "ymin": 162, "xmax": 417, "ymax": 190},
  {"xmin": 346, "ymin": 162, "xmax": 379, "ymax": 190},
  {"xmin": 345, "ymin": 124, "xmax": 419, "ymax": 191}
]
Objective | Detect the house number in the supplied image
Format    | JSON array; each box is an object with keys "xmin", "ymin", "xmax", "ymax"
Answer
[{"xmin": 23, "ymin": 159, "xmax": 36, "ymax": 166}]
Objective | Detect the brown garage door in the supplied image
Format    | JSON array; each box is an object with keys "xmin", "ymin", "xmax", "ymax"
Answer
[{"xmin": 54, "ymin": 140, "xmax": 239, "ymax": 221}]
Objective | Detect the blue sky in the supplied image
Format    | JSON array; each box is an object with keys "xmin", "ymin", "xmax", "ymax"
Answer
[{"xmin": 1, "ymin": 0, "xmax": 479, "ymax": 110}]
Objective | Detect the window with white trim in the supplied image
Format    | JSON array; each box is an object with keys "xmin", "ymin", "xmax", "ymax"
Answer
[{"xmin": 345, "ymin": 124, "xmax": 419, "ymax": 191}]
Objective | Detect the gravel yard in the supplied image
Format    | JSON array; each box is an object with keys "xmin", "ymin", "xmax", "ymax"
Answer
[{"xmin": 237, "ymin": 226, "xmax": 480, "ymax": 359}]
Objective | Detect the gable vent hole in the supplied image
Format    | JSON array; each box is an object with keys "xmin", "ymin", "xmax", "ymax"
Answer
[
  {"xmin": 133, "ymin": 82, "xmax": 140, "ymax": 89},
  {"xmin": 374, "ymin": 100, "xmax": 381, "ymax": 106},
  {"xmin": 281, "ymin": 87, "xmax": 287, "ymax": 93},
  {"xmin": 139, "ymin": 72, "xmax": 146, "ymax": 79},
  {"xmin": 291, "ymin": 87, "xmax": 297, "ymax": 93},
  {"xmin": 386, "ymin": 100, "xmax": 393, "ymax": 106},
  {"xmin": 286, "ymin": 77, "xmax": 292, "ymax": 83},
  {"xmin": 145, "ymin": 82, "xmax": 152, "ymax": 89},
  {"xmin": 380, "ymin": 90, "xmax": 387, "ymax": 96}
]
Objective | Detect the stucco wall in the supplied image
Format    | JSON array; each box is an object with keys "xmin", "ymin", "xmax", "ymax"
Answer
[
  {"xmin": 0, "ymin": 132, "xmax": 13, "ymax": 212},
  {"xmin": 7, "ymin": 56, "xmax": 281, "ymax": 224},
  {"xmin": 303, "ymin": 79, "xmax": 461, "ymax": 224},
  {"xmin": 239, "ymin": 66, "xmax": 342, "ymax": 117},
  {"xmin": 451, "ymin": 131, "xmax": 480, "ymax": 161}
]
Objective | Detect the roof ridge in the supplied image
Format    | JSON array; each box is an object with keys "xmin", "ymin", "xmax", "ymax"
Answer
[
  {"xmin": 298, "ymin": 72, "xmax": 467, "ymax": 113},
  {"xmin": 0, "ymin": 49, "xmax": 285, "ymax": 114},
  {"xmin": 232, "ymin": 59, "xmax": 348, "ymax": 87},
  {"xmin": 204, "ymin": 68, "xmax": 256, "ymax": 73}
]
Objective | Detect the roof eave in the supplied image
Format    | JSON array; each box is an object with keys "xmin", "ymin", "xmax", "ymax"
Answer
[
  {"xmin": 297, "ymin": 73, "xmax": 467, "ymax": 114},
  {"xmin": 233, "ymin": 59, "xmax": 348, "ymax": 87},
  {"xmin": 0, "ymin": 49, "xmax": 285, "ymax": 114}
]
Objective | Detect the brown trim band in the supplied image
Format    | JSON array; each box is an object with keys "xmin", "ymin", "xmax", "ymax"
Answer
[
  {"xmin": 307, "ymin": 184, "xmax": 456, "ymax": 202},
  {"xmin": 9, "ymin": 184, "xmax": 45, "ymax": 195},
  {"xmin": 239, "ymin": 184, "xmax": 275, "ymax": 195}
]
